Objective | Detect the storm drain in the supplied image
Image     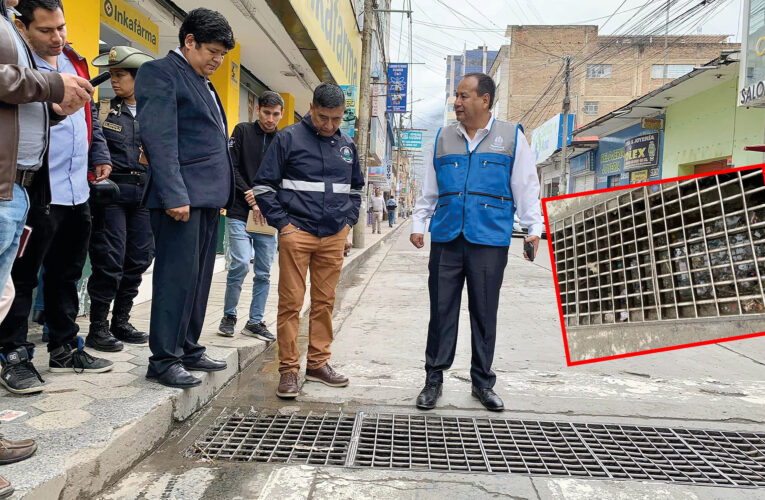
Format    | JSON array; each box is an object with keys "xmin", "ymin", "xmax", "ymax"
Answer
[{"xmin": 189, "ymin": 410, "xmax": 765, "ymax": 488}]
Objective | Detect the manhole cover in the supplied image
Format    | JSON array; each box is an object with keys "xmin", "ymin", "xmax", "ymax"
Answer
[{"xmin": 189, "ymin": 410, "xmax": 765, "ymax": 488}]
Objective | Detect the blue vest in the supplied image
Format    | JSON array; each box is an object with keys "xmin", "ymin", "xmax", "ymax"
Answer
[{"xmin": 429, "ymin": 120, "xmax": 521, "ymax": 247}]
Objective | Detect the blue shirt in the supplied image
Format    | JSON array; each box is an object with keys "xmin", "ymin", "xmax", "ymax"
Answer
[
  {"xmin": 33, "ymin": 52, "xmax": 89, "ymax": 205},
  {"xmin": 6, "ymin": 11, "xmax": 46, "ymax": 170}
]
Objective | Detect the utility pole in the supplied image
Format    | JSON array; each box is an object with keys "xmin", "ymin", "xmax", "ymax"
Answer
[
  {"xmin": 558, "ymin": 55, "xmax": 571, "ymax": 196},
  {"xmin": 352, "ymin": 0, "xmax": 374, "ymax": 249},
  {"xmin": 663, "ymin": 0, "xmax": 669, "ymax": 82}
]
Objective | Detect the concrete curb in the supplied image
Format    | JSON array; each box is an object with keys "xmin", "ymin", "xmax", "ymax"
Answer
[{"xmin": 14, "ymin": 222, "xmax": 410, "ymax": 500}]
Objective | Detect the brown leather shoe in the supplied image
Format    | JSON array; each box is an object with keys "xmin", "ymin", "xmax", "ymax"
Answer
[
  {"xmin": 0, "ymin": 434, "xmax": 37, "ymax": 465},
  {"xmin": 305, "ymin": 364, "xmax": 349, "ymax": 387},
  {"xmin": 0, "ymin": 475, "xmax": 13, "ymax": 499},
  {"xmin": 276, "ymin": 372, "xmax": 299, "ymax": 399}
]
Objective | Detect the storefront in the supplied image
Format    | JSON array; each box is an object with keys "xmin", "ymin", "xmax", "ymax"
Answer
[
  {"xmin": 568, "ymin": 150, "xmax": 596, "ymax": 193},
  {"xmin": 593, "ymin": 122, "xmax": 664, "ymax": 190}
]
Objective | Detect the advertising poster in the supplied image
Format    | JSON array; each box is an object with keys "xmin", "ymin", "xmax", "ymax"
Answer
[
  {"xmin": 387, "ymin": 63, "xmax": 408, "ymax": 113},
  {"xmin": 339, "ymin": 85, "xmax": 358, "ymax": 138}
]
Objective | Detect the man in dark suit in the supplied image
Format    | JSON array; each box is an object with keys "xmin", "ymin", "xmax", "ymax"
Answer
[{"xmin": 135, "ymin": 8, "xmax": 235, "ymax": 388}]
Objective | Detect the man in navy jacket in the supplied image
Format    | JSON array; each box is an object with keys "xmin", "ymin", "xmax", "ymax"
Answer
[
  {"xmin": 136, "ymin": 8, "xmax": 235, "ymax": 388},
  {"xmin": 254, "ymin": 83, "xmax": 364, "ymax": 399}
]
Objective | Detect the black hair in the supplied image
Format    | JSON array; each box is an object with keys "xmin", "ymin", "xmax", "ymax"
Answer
[
  {"xmin": 126, "ymin": 68, "xmax": 138, "ymax": 79},
  {"xmin": 15, "ymin": 0, "xmax": 64, "ymax": 28},
  {"xmin": 258, "ymin": 91, "xmax": 284, "ymax": 110},
  {"xmin": 178, "ymin": 8, "xmax": 234, "ymax": 50},
  {"xmin": 462, "ymin": 72, "xmax": 496, "ymax": 108},
  {"xmin": 312, "ymin": 82, "xmax": 345, "ymax": 109}
]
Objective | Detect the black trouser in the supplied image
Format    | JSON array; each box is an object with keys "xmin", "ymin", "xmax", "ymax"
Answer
[
  {"xmin": 425, "ymin": 234, "xmax": 508, "ymax": 388},
  {"xmin": 0, "ymin": 203, "xmax": 91, "ymax": 355},
  {"xmin": 87, "ymin": 183, "xmax": 154, "ymax": 308},
  {"xmin": 146, "ymin": 208, "xmax": 218, "ymax": 376}
]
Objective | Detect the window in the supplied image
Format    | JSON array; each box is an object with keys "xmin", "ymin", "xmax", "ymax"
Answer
[
  {"xmin": 651, "ymin": 64, "xmax": 694, "ymax": 79},
  {"xmin": 583, "ymin": 101, "xmax": 599, "ymax": 115},
  {"xmin": 586, "ymin": 64, "xmax": 612, "ymax": 79}
]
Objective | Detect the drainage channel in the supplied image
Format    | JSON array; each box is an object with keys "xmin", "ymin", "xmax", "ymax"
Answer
[{"xmin": 188, "ymin": 409, "xmax": 765, "ymax": 488}]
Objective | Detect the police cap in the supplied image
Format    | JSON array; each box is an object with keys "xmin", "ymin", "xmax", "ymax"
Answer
[{"xmin": 92, "ymin": 46, "xmax": 154, "ymax": 69}]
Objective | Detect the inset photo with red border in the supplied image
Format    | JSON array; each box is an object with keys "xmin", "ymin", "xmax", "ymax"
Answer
[{"xmin": 542, "ymin": 164, "xmax": 765, "ymax": 365}]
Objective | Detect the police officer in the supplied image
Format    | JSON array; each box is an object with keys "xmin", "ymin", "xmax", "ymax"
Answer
[{"xmin": 85, "ymin": 46, "xmax": 154, "ymax": 351}]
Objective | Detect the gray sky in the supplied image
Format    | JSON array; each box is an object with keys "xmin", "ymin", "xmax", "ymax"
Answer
[{"xmin": 390, "ymin": 0, "xmax": 744, "ymax": 142}]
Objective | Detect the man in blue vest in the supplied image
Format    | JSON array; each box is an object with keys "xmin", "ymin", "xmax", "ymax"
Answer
[{"xmin": 410, "ymin": 73, "xmax": 543, "ymax": 411}]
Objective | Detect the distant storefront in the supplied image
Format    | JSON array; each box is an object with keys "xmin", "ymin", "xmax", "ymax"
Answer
[
  {"xmin": 594, "ymin": 121, "xmax": 664, "ymax": 190},
  {"xmin": 568, "ymin": 150, "xmax": 596, "ymax": 193}
]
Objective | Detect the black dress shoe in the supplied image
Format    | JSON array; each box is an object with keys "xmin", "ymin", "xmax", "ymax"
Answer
[
  {"xmin": 146, "ymin": 364, "xmax": 201, "ymax": 388},
  {"xmin": 472, "ymin": 386, "xmax": 504, "ymax": 411},
  {"xmin": 416, "ymin": 383, "xmax": 442, "ymax": 410},
  {"xmin": 183, "ymin": 354, "xmax": 227, "ymax": 372}
]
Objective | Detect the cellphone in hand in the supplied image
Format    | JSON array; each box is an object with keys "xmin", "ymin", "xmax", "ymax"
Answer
[{"xmin": 524, "ymin": 241, "xmax": 535, "ymax": 262}]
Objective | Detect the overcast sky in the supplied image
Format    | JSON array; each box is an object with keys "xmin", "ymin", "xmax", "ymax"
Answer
[{"xmin": 389, "ymin": 0, "xmax": 744, "ymax": 142}]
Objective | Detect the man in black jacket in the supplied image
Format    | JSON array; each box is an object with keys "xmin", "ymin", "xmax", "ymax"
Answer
[
  {"xmin": 218, "ymin": 91, "xmax": 283, "ymax": 341},
  {"xmin": 253, "ymin": 83, "xmax": 364, "ymax": 399}
]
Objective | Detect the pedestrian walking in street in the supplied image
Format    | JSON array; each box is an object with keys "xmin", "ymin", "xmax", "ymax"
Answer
[
  {"xmin": 410, "ymin": 73, "xmax": 543, "ymax": 411},
  {"xmin": 217, "ymin": 91, "xmax": 283, "ymax": 342},
  {"xmin": 85, "ymin": 46, "xmax": 155, "ymax": 351},
  {"xmin": 136, "ymin": 8, "xmax": 235, "ymax": 389},
  {"xmin": 386, "ymin": 195, "xmax": 397, "ymax": 227},
  {"xmin": 370, "ymin": 187, "xmax": 384, "ymax": 234},
  {"xmin": 253, "ymin": 82, "xmax": 364, "ymax": 399},
  {"xmin": 0, "ymin": 0, "xmax": 115, "ymax": 396}
]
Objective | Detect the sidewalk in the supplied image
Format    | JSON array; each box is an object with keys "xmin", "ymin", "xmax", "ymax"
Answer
[{"xmin": 0, "ymin": 218, "xmax": 409, "ymax": 499}]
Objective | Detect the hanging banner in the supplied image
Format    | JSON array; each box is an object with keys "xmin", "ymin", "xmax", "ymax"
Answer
[
  {"xmin": 397, "ymin": 131, "xmax": 423, "ymax": 149},
  {"xmin": 387, "ymin": 63, "xmax": 408, "ymax": 113},
  {"xmin": 339, "ymin": 85, "xmax": 358, "ymax": 138},
  {"xmin": 623, "ymin": 133, "xmax": 660, "ymax": 172}
]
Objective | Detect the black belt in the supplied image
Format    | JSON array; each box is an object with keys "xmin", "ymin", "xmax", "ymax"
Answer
[
  {"xmin": 110, "ymin": 172, "xmax": 146, "ymax": 185},
  {"xmin": 15, "ymin": 170, "xmax": 35, "ymax": 188}
]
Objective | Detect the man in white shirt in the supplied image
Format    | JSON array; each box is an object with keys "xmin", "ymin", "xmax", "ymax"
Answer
[
  {"xmin": 370, "ymin": 187, "xmax": 384, "ymax": 234},
  {"xmin": 410, "ymin": 73, "xmax": 543, "ymax": 412}
]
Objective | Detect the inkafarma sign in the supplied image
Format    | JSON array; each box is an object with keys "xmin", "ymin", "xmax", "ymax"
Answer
[
  {"xmin": 739, "ymin": 0, "xmax": 765, "ymax": 107},
  {"xmin": 101, "ymin": 0, "xmax": 158, "ymax": 54}
]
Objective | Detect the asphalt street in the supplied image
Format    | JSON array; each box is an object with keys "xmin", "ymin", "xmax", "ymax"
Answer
[{"xmin": 102, "ymin": 224, "xmax": 765, "ymax": 499}]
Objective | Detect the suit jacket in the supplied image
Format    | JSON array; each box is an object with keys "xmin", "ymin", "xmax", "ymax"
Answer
[{"xmin": 135, "ymin": 51, "xmax": 234, "ymax": 210}]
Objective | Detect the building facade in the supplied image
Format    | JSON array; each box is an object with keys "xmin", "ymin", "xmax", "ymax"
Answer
[
  {"xmin": 489, "ymin": 25, "xmax": 739, "ymax": 133},
  {"xmin": 444, "ymin": 46, "xmax": 499, "ymax": 99}
]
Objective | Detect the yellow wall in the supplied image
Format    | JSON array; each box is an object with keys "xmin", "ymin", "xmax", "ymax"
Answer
[
  {"xmin": 62, "ymin": 0, "xmax": 100, "ymax": 79},
  {"xmin": 288, "ymin": 0, "xmax": 362, "ymax": 86},
  {"xmin": 209, "ymin": 42, "xmax": 241, "ymax": 134},
  {"xmin": 278, "ymin": 93, "xmax": 296, "ymax": 129}
]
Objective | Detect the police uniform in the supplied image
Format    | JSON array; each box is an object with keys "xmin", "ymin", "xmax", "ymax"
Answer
[{"xmin": 85, "ymin": 47, "xmax": 154, "ymax": 350}]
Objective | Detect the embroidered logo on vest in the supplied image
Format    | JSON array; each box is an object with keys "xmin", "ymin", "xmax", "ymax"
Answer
[
  {"xmin": 489, "ymin": 135, "xmax": 506, "ymax": 152},
  {"xmin": 340, "ymin": 146, "xmax": 353, "ymax": 163}
]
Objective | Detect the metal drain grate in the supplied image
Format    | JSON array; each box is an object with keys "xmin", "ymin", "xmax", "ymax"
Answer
[{"xmin": 190, "ymin": 410, "xmax": 765, "ymax": 488}]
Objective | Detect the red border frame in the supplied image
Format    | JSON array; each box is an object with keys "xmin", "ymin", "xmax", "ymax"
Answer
[{"xmin": 542, "ymin": 163, "xmax": 765, "ymax": 366}]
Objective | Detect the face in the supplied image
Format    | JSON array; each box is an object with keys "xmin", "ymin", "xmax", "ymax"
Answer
[
  {"xmin": 16, "ymin": 7, "xmax": 66, "ymax": 58},
  {"xmin": 257, "ymin": 105, "xmax": 283, "ymax": 133},
  {"xmin": 375, "ymin": 188, "xmax": 381, "ymax": 196},
  {"xmin": 109, "ymin": 68, "xmax": 135, "ymax": 99},
  {"xmin": 309, "ymin": 103, "xmax": 344, "ymax": 137},
  {"xmin": 183, "ymin": 35, "xmax": 227, "ymax": 77},
  {"xmin": 454, "ymin": 76, "xmax": 490, "ymax": 126},
  {"xmin": 6, "ymin": 0, "xmax": 19, "ymax": 8}
]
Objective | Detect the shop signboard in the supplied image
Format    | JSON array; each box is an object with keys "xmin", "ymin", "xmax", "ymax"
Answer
[
  {"xmin": 739, "ymin": 0, "xmax": 765, "ymax": 107},
  {"xmin": 387, "ymin": 63, "xmax": 408, "ymax": 113},
  {"xmin": 530, "ymin": 113, "xmax": 575, "ymax": 165},
  {"xmin": 288, "ymin": 0, "xmax": 361, "ymax": 85},
  {"xmin": 100, "ymin": 0, "xmax": 159, "ymax": 53},
  {"xmin": 398, "ymin": 131, "xmax": 423, "ymax": 149},
  {"xmin": 570, "ymin": 151, "xmax": 595, "ymax": 174},
  {"xmin": 623, "ymin": 132, "xmax": 660, "ymax": 171},
  {"xmin": 339, "ymin": 85, "xmax": 357, "ymax": 138},
  {"xmin": 630, "ymin": 169, "xmax": 649, "ymax": 184}
]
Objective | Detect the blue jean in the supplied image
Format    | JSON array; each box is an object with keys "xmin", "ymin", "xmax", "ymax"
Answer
[
  {"xmin": 388, "ymin": 210, "xmax": 395, "ymax": 226},
  {"xmin": 223, "ymin": 218, "xmax": 277, "ymax": 323},
  {"xmin": 0, "ymin": 184, "xmax": 30, "ymax": 293}
]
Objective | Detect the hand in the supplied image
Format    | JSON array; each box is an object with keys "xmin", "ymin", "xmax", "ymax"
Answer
[
  {"xmin": 166, "ymin": 205, "xmax": 190, "ymax": 222},
  {"xmin": 280, "ymin": 223, "xmax": 298, "ymax": 234},
  {"xmin": 410, "ymin": 233, "xmax": 424, "ymax": 249},
  {"xmin": 57, "ymin": 73, "xmax": 92, "ymax": 114},
  {"xmin": 93, "ymin": 164, "xmax": 111, "ymax": 182},
  {"xmin": 244, "ymin": 189, "xmax": 255, "ymax": 207},
  {"xmin": 523, "ymin": 235, "xmax": 540, "ymax": 261}
]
